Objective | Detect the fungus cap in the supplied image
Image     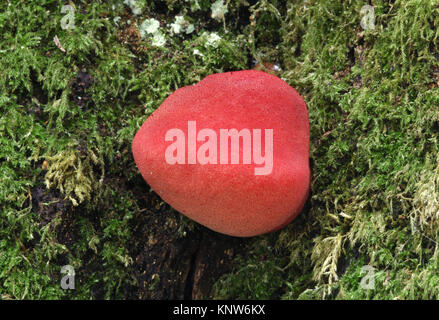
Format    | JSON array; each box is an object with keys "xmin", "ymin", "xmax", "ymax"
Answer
[{"xmin": 132, "ymin": 70, "xmax": 310, "ymax": 237}]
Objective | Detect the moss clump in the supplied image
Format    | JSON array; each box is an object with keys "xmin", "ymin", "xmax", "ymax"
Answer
[
  {"xmin": 45, "ymin": 146, "xmax": 104, "ymax": 206},
  {"xmin": 212, "ymin": 237, "xmax": 286, "ymax": 299}
]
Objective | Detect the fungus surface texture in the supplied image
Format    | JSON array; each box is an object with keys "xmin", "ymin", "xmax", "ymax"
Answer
[{"xmin": 132, "ymin": 70, "xmax": 310, "ymax": 237}]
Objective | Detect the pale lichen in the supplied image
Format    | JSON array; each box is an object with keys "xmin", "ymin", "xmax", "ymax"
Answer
[
  {"xmin": 139, "ymin": 18, "xmax": 167, "ymax": 47},
  {"xmin": 211, "ymin": 0, "xmax": 228, "ymax": 21},
  {"xmin": 170, "ymin": 15, "xmax": 194, "ymax": 35},
  {"xmin": 44, "ymin": 147, "xmax": 104, "ymax": 206}
]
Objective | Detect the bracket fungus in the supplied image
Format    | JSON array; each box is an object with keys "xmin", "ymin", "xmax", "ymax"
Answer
[{"xmin": 132, "ymin": 70, "xmax": 310, "ymax": 237}]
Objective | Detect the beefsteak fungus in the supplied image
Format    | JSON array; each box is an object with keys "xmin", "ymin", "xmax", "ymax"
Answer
[{"xmin": 132, "ymin": 70, "xmax": 310, "ymax": 237}]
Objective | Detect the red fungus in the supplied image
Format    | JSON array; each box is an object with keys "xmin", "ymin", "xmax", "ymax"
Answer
[{"xmin": 132, "ymin": 70, "xmax": 310, "ymax": 237}]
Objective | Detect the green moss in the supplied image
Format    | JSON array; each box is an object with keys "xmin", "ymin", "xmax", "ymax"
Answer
[
  {"xmin": 2, "ymin": 0, "xmax": 439, "ymax": 300},
  {"xmin": 212, "ymin": 237, "xmax": 286, "ymax": 299}
]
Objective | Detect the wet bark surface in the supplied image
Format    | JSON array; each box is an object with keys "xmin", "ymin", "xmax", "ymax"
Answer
[{"xmin": 128, "ymin": 177, "xmax": 248, "ymax": 299}]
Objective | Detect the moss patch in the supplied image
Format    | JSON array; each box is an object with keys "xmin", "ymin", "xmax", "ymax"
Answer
[{"xmin": 1, "ymin": 0, "xmax": 439, "ymax": 299}]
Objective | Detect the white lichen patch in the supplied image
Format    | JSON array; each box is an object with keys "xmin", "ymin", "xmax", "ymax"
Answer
[
  {"xmin": 193, "ymin": 48, "xmax": 204, "ymax": 57},
  {"xmin": 139, "ymin": 18, "xmax": 167, "ymax": 47},
  {"xmin": 211, "ymin": 0, "xmax": 228, "ymax": 21},
  {"xmin": 123, "ymin": 0, "xmax": 142, "ymax": 16},
  {"xmin": 170, "ymin": 15, "xmax": 195, "ymax": 35},
  {"xmin": 186, "ymin": 23, "xmax": 195, "ymax": 34},
  {"xmin": 188, "ymin": 0, "xmax": 201, "ymax": 11},
  {"xmin": 151, "ymin": 32, "xmax": 167, "ymax": 47},
  {"xmin": 203, "ymin": 32, "xmax": 222, "ymax": 48},
  {"xmin": 113, "ymin": 16, "xmax": 121, "ymax": 26},
  {"xmin": 139, "ymin": 18, "xmax": 160, "ymax": 37}
]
